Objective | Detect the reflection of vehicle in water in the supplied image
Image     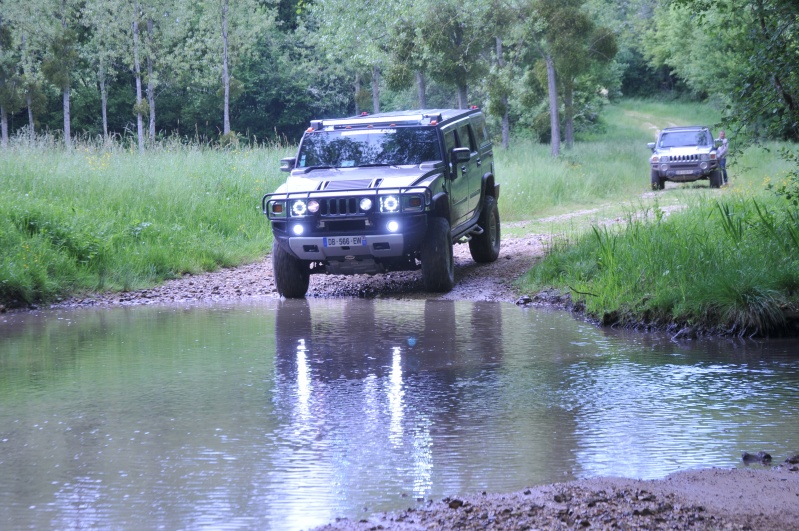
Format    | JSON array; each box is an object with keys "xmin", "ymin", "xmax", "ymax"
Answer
[
  {"xmin": 273, "ymin": 298, "xmax": 502, "ymax": 383},
  {"xmin": 272, "ymin": 298, "xmax": 506, "ymax": 499}
]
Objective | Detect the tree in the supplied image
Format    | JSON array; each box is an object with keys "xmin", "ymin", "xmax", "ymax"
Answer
[
  {"xmin": 0, "ymin": 10, "xmax": 24, "ymax": 148},
  {"xmin": 81, "ymin": 0, "xmax": 125, "ymax": 141},
  {"xmin": 186, "ymin": 0, "xmax": 273, "ymax": 139},
  {"xmin": 414, "ymin": 0, "xmax": 491, "ymax": 109}
]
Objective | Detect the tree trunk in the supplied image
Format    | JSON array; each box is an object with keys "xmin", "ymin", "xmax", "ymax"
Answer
[
  {"xmin": 1, "ymin": 104, "xmax": 7, "ymax": 149},
  {"xmin": 222, "ymin": 0, "xmax": 230, "ymax": 135},
  {"xmin": 564, "ymin": 80, "xmax": 574, "ymax": 149},
  {"xmin": 416, "ymin": 71, "xmax": 426, "ymax": 108},
  {"xmin": 354, "ymin": 72, "xmax": 361, "ymax": 115},
  {"xmin": 457, "ymin": 84, "xmax": 468, "ymax": 109},
  {"xmin": 133, "ymin": 15, "xmax": 145, "ymax": 153},
  {"xmin": 496, "ymin": 37, "xmax": 509, "ymax": 149},
  {"xmin": 545, "ymin": 53, "xmax": 560, "ymax": 157},
  {"xmin": 26, "ymin": 94, "xmax": 34, "ymax": 142},
  {"xmin": 100, "ymin": 60, "xmax": 108, "ymax": 141},
  {"xmin": 146, "ymin": 17, "xmax": 156, "ymax": 142},
  {"xmin": 63, "ymin": 86, "xmax": 71, "ymax": 150},
  {"xmin": 372, "ymin": 64, "xmax": 380, "ymax": 114},
  {"xmin": 100, "ymin": 81, "xmax": 108, "ymax": 141}
]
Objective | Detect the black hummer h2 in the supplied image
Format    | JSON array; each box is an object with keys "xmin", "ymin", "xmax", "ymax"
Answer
[{"xmin": 262, "ymin": 108, "xmax": 501, "ymax": 298}]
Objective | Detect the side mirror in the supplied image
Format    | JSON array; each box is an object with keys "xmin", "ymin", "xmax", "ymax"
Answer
[
  {"xmin": 280, "ymin": 156, "xmax": 296, "ymax": 172},
  {"xmin": 647, "ymin": 142, "xmax": 656, "ymax": 151},
  {"xmin": 451, "ymin": 147, "xmax": 471, "ymax": 164}
]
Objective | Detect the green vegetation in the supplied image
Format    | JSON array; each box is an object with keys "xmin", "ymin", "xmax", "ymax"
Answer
[
  {"xmin": 514, "ymin": 101, "xmax": 799, "ymax": 337},
  {"xmin": 2, "ymin": 98, "xmax": 798, "ymax": 339},
  {"xmin": 0, "ymin": 139, "xmax": 290, "ymax": 306}
]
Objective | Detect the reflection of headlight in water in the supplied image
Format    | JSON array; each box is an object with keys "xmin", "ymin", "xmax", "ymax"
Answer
[{"xmin": 407, "ymin": 337, "xmax": 417, "ymax": 347}]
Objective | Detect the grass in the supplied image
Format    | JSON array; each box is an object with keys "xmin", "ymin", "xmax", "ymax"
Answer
[
  {"xmin": 1, "ymin": 139, "xmax": 291, "ymax": 306},
  {"xmin": 2, "ymin": 98, "xmax": 797, "ymax": 335},
  {"xmin": 512, "ymin": 99, "xmax": 799, "ymax": 336}
]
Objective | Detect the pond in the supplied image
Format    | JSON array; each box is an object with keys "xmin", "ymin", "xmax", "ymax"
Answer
[{"xmin": 1, "ymin": 298, "xmax": 797, "ymax": 530}]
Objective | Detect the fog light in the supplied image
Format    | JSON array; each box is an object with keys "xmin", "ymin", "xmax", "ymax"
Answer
[
  {"xmin": 660, "ymin": 164, "xmax": 669, "ymax": 171},
  {"xmin": 386, "ymin": 220, "xmax": 399, "ymax": 233},
  {"xmin": 292, "ymin": 224, "xmax": 304, "ymax": 236}
]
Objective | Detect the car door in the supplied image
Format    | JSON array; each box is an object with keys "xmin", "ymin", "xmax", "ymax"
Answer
[
  {"xmin": 443, "ymin": 127, "xmax": 470, "ymax": 226},
  {"xmin": 455, "ymin": 122, "xmax": 482, "ymax": 217}
]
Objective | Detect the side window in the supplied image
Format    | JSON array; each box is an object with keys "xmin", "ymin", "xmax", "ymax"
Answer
[
  {"xmin": 443, "ymin": 130, "xmax": 457, "ymax": 163},
  {"xmin": 472, "ymin": 119, "xmax": 488, "ymax": 147},
  {"xmin": 456, "ymin": 124, "xmax": 476, "ymax": 152}
]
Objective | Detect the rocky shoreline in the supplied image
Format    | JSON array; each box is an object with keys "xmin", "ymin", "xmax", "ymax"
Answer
[{"xmin": 314, "ymin": 463, "xmax": 799, "ymax": 530}]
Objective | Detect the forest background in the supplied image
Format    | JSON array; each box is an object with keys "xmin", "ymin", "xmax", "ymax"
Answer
[{"xmin": 1, "ymin": 0, "xmax": 797, "ymax": 152}]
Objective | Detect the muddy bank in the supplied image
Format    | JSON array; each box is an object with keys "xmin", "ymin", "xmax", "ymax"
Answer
[
  {"xmin": 315, "ymin": 463, "xmax": 799, "ymax": 531},
  {"xmin": 37, "ymin": 234, "xmax": 548, "ymax": 311}
]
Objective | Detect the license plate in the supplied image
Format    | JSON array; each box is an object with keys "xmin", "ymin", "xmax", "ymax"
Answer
[
  {"xmin": 676, "ymin": 169, "xmax": 694, "ymax": 175},
  {"xmin": 323, "ymin": 236, "xmax": 367, "ymax": 247}
]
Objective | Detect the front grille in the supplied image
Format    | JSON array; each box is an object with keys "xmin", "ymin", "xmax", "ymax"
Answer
[
  {"xmin": 670, "ymin": 154, "xmax": 700, "ymax": 162},
  {"xmin": 321, "ymin": 197, "xmax": 359, "ymax": 216}
]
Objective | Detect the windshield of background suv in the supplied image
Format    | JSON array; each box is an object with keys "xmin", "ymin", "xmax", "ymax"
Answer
[
  {"xmin": 297, "ymin": 127, "xmax": 442, "ymax": 168},
  {"xmin": 659, "ymin": 130, "xmax": 713, "ymax": 148}
]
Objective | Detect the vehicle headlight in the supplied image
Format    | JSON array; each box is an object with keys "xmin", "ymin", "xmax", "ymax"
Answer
[
  {"xmin": 660, "ymin": 155, "xmax": 670, "ymax": 163},
  {"xmin": 380, "ymin": 195, "xmax": 400, "ymax": 213},
  {"xmin": 291, "ymin": 200, "xmax": 308, "ymax": 216},
  {"xmin": 360, "ymin": 197, "xmax": 373, "ymax": 212},
  {"xmin": 700, "ymin": 154, "xmax": 709, "ymax": 161},
  {"xmin": 307, "ymin": 200, "xmax": 320, "ymax": 213}
]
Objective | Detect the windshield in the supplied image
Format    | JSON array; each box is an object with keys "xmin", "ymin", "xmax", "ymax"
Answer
[
  {"xmin": 659, "ymin": 130, "xmax": 713, "ymax": 148},
  {"xmin": 297, "ymin": 127, "xmax": 442, "ymax": 168}
]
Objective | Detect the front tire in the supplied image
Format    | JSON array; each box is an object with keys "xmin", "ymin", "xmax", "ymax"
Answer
[
  {"xmin": 421, "ymin": 217, "xmax": 455, "ymax": 292},
  {"xmin": 709, "ymin": 169, "xmax": 723, "ymax": 188},
  {"xmin": 272, "ymin": 240, "xmax": 310, "ymax": 298},
  {"xmin": 651, "ymin": 169, "xmax": 665, "ymax": 190},
  {"xmin": 469, "ymin": 195, "xmax": 501, "ymax": 263}
]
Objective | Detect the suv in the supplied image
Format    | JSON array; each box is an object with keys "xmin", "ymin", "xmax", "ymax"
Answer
[
  {"xmin": 648, "ymin": 126, "xmax": 722, "ymax": 190},
  {"xmin": 262, "ymin": 108, "xmax": 501, "ymax": 298}
]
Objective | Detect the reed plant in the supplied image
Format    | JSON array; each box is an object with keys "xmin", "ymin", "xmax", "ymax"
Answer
[{"xmin": 1, "ymin": 135, "xmax": 292, "ymax": 306}]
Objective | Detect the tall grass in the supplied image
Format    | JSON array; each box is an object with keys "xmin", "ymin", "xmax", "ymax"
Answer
[
  {"xmin": 520, "ymin": 186, "xmax": 799, "ymax": 336},
  {"xmin": 1, "ymin": 137, "xmax": 291, "ymax": 306}
]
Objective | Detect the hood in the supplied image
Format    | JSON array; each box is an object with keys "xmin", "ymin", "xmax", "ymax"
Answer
[
  {"xmin": 275, "ymin": 164, "xmax": 442, "ymax": 194},
  {"xmin": 657, "ymin": 145, "xmax": 714, "ymax": 155}
]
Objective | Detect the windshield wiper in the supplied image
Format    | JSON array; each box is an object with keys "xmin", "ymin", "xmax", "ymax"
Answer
[
  {"xmin": 302, "ymin": 165, "xmax": 336, "ymax": 174},
  {"xmin": 355, "ymin": 163, "xmax": 392, "ymax": 168}
]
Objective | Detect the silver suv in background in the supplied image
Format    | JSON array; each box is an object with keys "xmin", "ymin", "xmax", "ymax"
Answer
[
  {"xmin": 648, "ymin": 126, "xmax": 723, "ymax": 190},
  {"xmin": 262, "ymin": 108, "xmax": 501, "ymax": 298}
]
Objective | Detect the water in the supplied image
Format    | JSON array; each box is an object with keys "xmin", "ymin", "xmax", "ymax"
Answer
[{"xmin": 1, "ymin": 298, "xmax": 797, "ymax": 530}]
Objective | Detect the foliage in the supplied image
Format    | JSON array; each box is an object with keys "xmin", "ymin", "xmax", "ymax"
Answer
[{"xmin": 0, "ymin": 137, "xmax": 289, "ymax": 306}]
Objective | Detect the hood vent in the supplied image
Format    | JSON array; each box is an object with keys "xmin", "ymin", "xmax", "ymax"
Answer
[{"xmin": 322, "ymin": 179, "xmax": 372, "ymax": 191}]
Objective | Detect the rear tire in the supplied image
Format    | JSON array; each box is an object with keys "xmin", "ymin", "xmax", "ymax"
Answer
[
  {"xmin": 469, "ymin": 195, "xmax": 501, "ymax": 263},
  {"xmin": 421, "ymin": 217, "xmax": 455, "ymax": 292},
  {"xmin": 709, "ymin": 169, "xmax": 723, "ymax": 188},
  {"xmin": 272, "ymin": 240, "xmax": 310, "ymax": 298},
  {"xmin": 651, "ymin": 169, "xmax": 665, "ymax": 190}
]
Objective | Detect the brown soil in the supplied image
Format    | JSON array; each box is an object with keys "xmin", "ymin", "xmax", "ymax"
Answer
[{"xmin": 29, "ymin": 232, "xmax": 799, "ymax": 530}]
